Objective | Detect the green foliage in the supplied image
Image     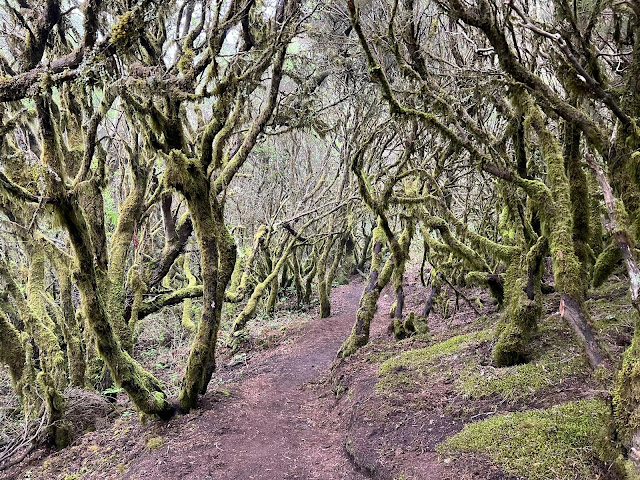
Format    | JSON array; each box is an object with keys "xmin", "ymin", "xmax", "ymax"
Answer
[
  {"xmin": 102, "ymin": 190, "xmax": 119, "ymax": 231},
  {"xmin": 101, "ymin": 386, "xmax": 124, "ymax": 396}
]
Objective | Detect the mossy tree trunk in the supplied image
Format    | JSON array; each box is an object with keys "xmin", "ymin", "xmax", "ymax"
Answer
[
  {"xmin": 290, "ymin": 253, "xmax": 304, "ymax": 307},
  {"xmin": 493, "ymin": 237, "xmax": 545, "ymax": 366},
  {"xmin": 166, "ymin": 151, "xmax": 237, "ymax": 412},
  {"xmin": 316, "ymin": 237, "xmax": 335, "ymax": 318},
  {"xmin": 342, "ymin": 233, "xmax": 357, "ymax": 278},
  {"xmin": 159, "ymin": 6, "xmax": 293, "ymax": 410},
  {"xmin": 355, "ymin": 227, "xmax": 373, "ymax": 274},
  {"xmin": 317, "ymin": 164, "xmax": 353, "ymax": 318},
  {"xmin": 226, "ymin": 225, "xmax": 269, "ymax": 303},
  {"xmin": 588, "ymin": 171, "xmax": 604, "ymax": 263},
  {"xmin": 265, "ymin": 276, "xmax": 279, "ymax": 316},
  {"xmin": 230, "ymin": 235, "xmax": 299, "ymax": 342},
  {"xmin": 338, "ymin": 220, "xmax": 415, "ymax": 357},
  {"xmin": 393, "ymin": 275, "xmax": 439, "ymax": 340},
  {"xmin": 587, "ymin": 153, "xmax": 640, "ymax": 471},
  {"xmin": 23, "ymin": 247, "xmax": 68, "ymax": 393},
  {"xmin": 37, "ymin": 236, "xmax": 86, "ymax": 387},
  {"xmin": 593, "ymin": 242, "xmax": 623, "ymax": 289},
  {"xmin": 106, "ymin": 152, "xmax": 150, "ymax": 352},
  {"xmin": 318, "ymin": 227, "xmax": 352, "ymax": 318},
  {"xmin": 302, "ymin": 247, "xmax": 318, "ymax": 305},
  {"xmin": 54, "ymin": 263, "xmax": 86, "ymax": 387},
  {"xmin": 525, "ymin": 103, "xmax": 605, "ymax": 369},
  {"xmin": 0, "ymin": 249, "xmax": 71, "ymax": 445},
  {"xmin": 181, "ymin": 254, "xmax": 197, "ymax": 333},
  {"xmin": 37, "ymin": 96, "xmax": 175, "ymax": 419},
  {"xmin": 338, "ymin": 222, "xmax": 387, "ymax": 357},
  {"xmin": 0, "ymin": 294, "xmax": 33, "ymax": 403},
  {"xmin": 562, "ymin": 119, "xmax": 592, "ymax": 279}
]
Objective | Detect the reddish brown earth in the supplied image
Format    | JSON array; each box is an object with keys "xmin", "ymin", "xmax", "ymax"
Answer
[{"xmin": 120, "ymin": 283, "xmax": 370, "ymax": 480}]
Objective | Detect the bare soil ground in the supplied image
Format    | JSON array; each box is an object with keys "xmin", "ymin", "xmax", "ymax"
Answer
[{"xmin": 330, "ymin": 277, "xmax": 517, "ymax": 480}]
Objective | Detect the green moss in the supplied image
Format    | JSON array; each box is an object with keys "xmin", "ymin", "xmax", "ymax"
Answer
[
  {"xmin": 493, "ymin": 239, "xmax": 545, "ymax": 367},
  {"xmin": 393, "ymin": 311, "xmax": 430, "ymax": 340},
  {"xmin": 612, "ymin": 312, "xmax": 640, "ymax": 452},
  {"xmin": 422, "ymin": 215, "xmax": 490, "ymax": 272},
  {"xmin": 25, "ymin": 246, "xmax": 68, "ymax": 391},
  {"xmin": 364, "ymin": 349, "xmax": 396, "ymax": 364},
  {"xmin": 592, "ymin": 242, "xmax": 622, "ymax": 288},
  {"xmin": 146, "ymin": 436, "xmax": 165, "ymax": 450},
  {"xmin": 459, "ymin": 353, "xmax": 587, "ymax": 403},
  {"xmin": 228, "ymin": 252, "xmax": 243, "ymax": 294},
  {"xmin": 0, "ymin": 307, "xmax": 26, "ymax": 390},
  {"xmin": 522, "ymin": 100, "xmax": 587, "ymax": 302},
  {"xmin": 563, "ymin": 121, "xmax": 592, "ymax": 277},
  {"xmin": 178, "ymin": 48, "xmax": 194, "ymax": 74},
  {"xmin": 230, "ymin": 238, "xmax": 296, "ymax": 340},
  {"xmin": 377, "ymin": 330, "xmax": 493, "ymax": 391},
  {"xmin": 438, "ymin": 399, "xmax": 618, "ymax": 480},
  {"xmin": 181, "ymin": 255, "xmax": 197, "ymax": 333},
  {"xmin": 588, "ymin": 287, "xmax": 635, "ymax": 336},
  {"xmin": 109, "ymin": 10, "xmax": 142, "ymax": 51},
  {"xmin": 472, "ymin": 314, "xmax": 590, "ymax": 403}
]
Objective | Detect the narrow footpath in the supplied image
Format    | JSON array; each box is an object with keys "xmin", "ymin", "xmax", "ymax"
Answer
[{"xmin": 120, "ymin": 282, "xmax": 370, "ymax": 480}]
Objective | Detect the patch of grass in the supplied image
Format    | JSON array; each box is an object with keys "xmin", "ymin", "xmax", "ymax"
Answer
[
  {"xmin": 459, "ymin": 314, "xmax": 591, "ymax": 402},
  {"xmin": 588, "ymin": 276, "xmax": 636, "ymax": 334},
  {"xmin": 379, "ymin": 329, "xmax": 493, "ymax": 377},
  {"xmin": 438, "ymin": 399, "xmax": 619, "ymax": 480},
  {"xmin": 365, "ymin": 349, "xmax": 396, "ymax": 364}
]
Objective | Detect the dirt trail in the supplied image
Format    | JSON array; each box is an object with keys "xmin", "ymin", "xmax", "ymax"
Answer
[{"xmin": 120, "ymin": 282, "xmax": 370, "ymax": 480}]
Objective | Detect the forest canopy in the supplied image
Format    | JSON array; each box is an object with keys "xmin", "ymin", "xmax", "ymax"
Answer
[{"xmin": 2, "ymin": 0, "xmax": 640, "ymax": 477}]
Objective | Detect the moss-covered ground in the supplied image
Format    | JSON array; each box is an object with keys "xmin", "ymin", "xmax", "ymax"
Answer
[
  {"xmin": 438, "ymin": 399, "xmax": 616, "ymax": 480},
  {"xmin": 377, "ymin": 313, "xmax": 591, "ymax": 407}
]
